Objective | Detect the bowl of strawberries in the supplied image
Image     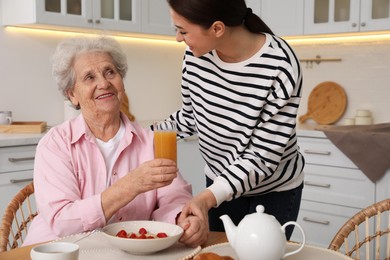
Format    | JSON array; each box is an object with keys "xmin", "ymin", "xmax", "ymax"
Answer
[{"xmin": 102, "ymin": 220, "xmax": 184, "ymax": 255}]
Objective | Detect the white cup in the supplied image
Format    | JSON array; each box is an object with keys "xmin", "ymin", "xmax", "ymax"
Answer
[
  {"xmin": 30, "ymin": 242, "xmax": 79, "ymax": 260},
  {"xmin": 0, "ymin": 111, "xmax": 12, "ymax": 125},
  {"xmin": 355, "ymin": 116, "xmax": 373, "ymax": 125},
  {"xmin": 343, "ymin": 118, "xmax": 355, "ymax": 125}
]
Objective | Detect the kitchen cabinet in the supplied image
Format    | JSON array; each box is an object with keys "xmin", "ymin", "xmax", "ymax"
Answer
[
  {"xmin": 290, "ymin": 135, "xmax": 375, "ymax": 250},
  {"xmin": 1, "ymin": 0, "xmax": 175, "ymax": 37},
  {"xmin": 0, "ymin": 133, "xmax": 43, "ymax": 217},
  {"xmin": 141, "ymin": 0, "xmax": 174, "ymax": 36},
  {"xmin": 177, "ymin": 136, "xmax": 206, "ymax": 196},
  {"xmin": 291, "ymin": 130, "xmax": 389, "ymax": 259},
  {"xmin": 247, "ymin": 0, "xmax": 390, "ymax": 37},
  {"xmin": 0, "ymin": 144, "xmax": 37, "ymax": 217},
  {"xmin": 304, "ymin": 0, "xmax": 390, "ymax": 35},
  {"xmin": 245, "ymin": 0, "xmax": 304, "ymax": 37}
]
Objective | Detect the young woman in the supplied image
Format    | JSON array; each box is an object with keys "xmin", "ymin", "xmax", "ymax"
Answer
[{"xmin": 167, "ymin": 0, "xmax": 305, "ymax": 239}]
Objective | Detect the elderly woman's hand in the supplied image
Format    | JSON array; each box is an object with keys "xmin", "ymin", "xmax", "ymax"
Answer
[
  {"xmin": 101, "ymin": 159, "xmax": 178, "ymax": 220},
  {"xmin": 177, "ymin": 214, "xmax": 209, "ymax": 247},
  {"xmin": 125, "ymin": 159, "xmax": 178, "ymax": 195}
]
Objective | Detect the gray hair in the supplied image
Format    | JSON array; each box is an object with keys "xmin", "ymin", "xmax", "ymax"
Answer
[{"xmin": 51, "ymin": 36, "xmax": 128, "ymax": 99}]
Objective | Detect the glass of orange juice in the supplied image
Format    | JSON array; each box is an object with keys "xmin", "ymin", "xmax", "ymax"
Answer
[{"xmin": 153, "ymin": 121, "xmax": 177, "ymax": 164}]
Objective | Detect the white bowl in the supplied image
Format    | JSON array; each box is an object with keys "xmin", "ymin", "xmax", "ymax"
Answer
[
  {"xmin": 102, "ymin": 220, "xmax": 183, "ymax": 255},
  {"xmin": 31, "ymin": 242, "xmax": 79, "ymax": 260}
]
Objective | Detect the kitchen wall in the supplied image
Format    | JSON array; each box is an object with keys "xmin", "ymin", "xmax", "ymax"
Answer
[
  {"xmin": 0, "ymin": 27, "xmax": 186, "ymax": 127},
  {"xmin": 0, "ymin": 2, "xmax": 186, "ymax": 127},
  {"xmin": 293, "ymin": 37, "xmax": 390, "ymax": 127},
  {"xmin": 1, "ymin": 4, "xmax": 389, "ymax": 127}
]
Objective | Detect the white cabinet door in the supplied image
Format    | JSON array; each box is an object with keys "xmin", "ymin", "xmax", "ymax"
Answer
[
  {"xmin": 0, "ymin": 170, "xmax": 35, "ymax": 217},
  {"xmin": 304, "ymin": 0, "xmax": 360, "ymax": 34},
  {"xmin": 304, "ymin": 0, "xmax": 390, "ymax": 34},
  {"xmin": 94, "ymin": 0, "xmax": 141, "ymax": 33},
  {"xmin": 2, "ymin": 0, "xmax": 142, "ymax": 34},
  {"xmin": 177, "ymin": 137, "xmax": 206, "ymax": 196},
  {"xmin": 0, "ymin": 144, "xmax": 36, "ymax": 217},
  {"xmin": 35, "ymin": 0, "xmax": 93, "ymax": 28},
  {"xmin": 0, "ymin": 145, "xmax": 37, "ymax": 173},
  {"xmin": 376, "ymin": 169, "xmax": 390, "ymax": 202},
  {"xmin": 260, "ymin": 0, "xmax": 304, "ymax": 36},
  {"xmin": 141, "ymin": 0, "xmax": 174, "ymax": 36},
  {"xmin": 303, "ymin": 164, "xmax": 375, "ymax": 209},
  {"xmin": 291, "ymin": 200, "xmax": 369, "ymax": 259},
  {"xmin": 2, "ymin": 0, "xmax": 92, "ymax": 28},
  {"xmin": 246, "ymin": 0, "xmax": 304, "ymax": 36},
  {"xmin": 360, "ymin": 0, "xmax": 390, "ymax": 31}
]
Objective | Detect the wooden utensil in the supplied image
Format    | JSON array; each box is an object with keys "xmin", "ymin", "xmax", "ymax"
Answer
[{"xmin": 299, "ymin": 81, "xmax": 347, "ymax": 125}]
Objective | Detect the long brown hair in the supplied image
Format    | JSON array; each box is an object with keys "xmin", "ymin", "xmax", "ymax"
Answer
[{"xmin": 167, "ymin": 0, "xmax": 274, "ymax": 35}]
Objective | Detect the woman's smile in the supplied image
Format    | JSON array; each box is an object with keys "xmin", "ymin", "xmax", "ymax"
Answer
[{"xmin": 96, "ymin": 93, "xmax": 115, "ymax": 100}]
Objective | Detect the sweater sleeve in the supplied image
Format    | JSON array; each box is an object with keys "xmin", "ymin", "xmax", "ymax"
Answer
[{"xmin": 169, "ymin": 51, "xmax": 198, "ymax": 139}]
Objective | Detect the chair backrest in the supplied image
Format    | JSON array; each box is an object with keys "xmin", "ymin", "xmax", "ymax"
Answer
[
  {"xmin": 0, "ymin": 182, "xmax": 37, "ymax": 252},
  {"xmin": 328, "ymin": 198, "xmax": 390, "ymax": 260}
]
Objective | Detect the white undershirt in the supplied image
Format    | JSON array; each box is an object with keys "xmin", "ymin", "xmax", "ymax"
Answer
[{"xmin": 95, "ymin": 121, "xmax": 125, "ymax": 188}]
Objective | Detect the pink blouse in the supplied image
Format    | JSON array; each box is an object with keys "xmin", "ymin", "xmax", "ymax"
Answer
[{"xmin": 23, "ymin": 114, "xmax": 192, "ymax": 245}]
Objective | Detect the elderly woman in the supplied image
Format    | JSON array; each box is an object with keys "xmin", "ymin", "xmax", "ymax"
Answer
[{"xmin": 23, "ymin": 36, "xmax": 207, "ymax": 247}]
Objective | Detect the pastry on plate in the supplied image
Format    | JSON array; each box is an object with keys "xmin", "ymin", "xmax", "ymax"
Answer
[{"xmin": 193, "ymin": 252, "xmax": 234, "ymax": 260}]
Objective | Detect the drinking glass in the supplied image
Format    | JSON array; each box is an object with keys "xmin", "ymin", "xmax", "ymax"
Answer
[{"xmin": 153, "ymin": 121, "xmax": 177, "ymax": 164}]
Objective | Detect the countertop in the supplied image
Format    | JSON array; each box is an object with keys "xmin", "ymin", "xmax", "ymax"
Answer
[
  {"xmin": 296, "ymin": 123, "xmax": 328, "ymax": 138},
  {"xmin": 0, "ymin": 123, "xmax": 329, "ymax": 148},
  {"xmin": 0, "ymin": 132, "xmax": 46, "ymax": 147}
]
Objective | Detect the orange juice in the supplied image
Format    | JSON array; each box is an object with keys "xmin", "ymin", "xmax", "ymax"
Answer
[{"xmin": 154, "ymin": 130, "xmax": 177, "ymax": 163}]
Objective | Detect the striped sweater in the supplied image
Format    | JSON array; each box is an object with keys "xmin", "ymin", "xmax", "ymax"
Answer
[{"xmin": 170, "ymin": 33, "xmax": 305, "ymax": 206}]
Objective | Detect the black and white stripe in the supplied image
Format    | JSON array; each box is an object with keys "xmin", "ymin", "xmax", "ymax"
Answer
[{"xmin": 170, "ymin": 34, "xmax": 304, "ymax": 200}]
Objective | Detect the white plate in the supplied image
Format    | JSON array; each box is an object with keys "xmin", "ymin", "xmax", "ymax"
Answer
[
  {"xmin": 198, "ymin": 242, "xmax": 353, "ymax": 260},
  {"xmin": 55, "ymin": 231, "xmax": 201, "ymax": 260}
]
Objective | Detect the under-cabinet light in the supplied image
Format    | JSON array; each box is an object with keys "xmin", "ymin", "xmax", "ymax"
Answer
[
  {"xmin": 4, "ymin": 26, "xmax": 182, "ymax": 46},
  {"xmin": 284, "ymin": 31, "xmax": 390, "ymax": 45},
  {"xmin": 4, "ymin": 25, "xmax": 390, "ymax": 45}
]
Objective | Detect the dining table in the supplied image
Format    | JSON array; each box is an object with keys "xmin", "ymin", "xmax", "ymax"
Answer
[
  {"xmin": 0, "ymin": 231, "xmax": 353, "ymax": 260},
  {"xmin": 0, "ymin": 231, "xmax": 226, "ymax": 260}
]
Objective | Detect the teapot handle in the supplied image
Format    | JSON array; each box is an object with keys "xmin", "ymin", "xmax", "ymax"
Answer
[{"xmin": 282, "ymin": 221, "xmax": 306, "ymax": 258}]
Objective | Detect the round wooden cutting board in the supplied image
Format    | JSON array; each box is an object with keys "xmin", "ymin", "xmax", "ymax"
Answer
[{"xmin": 299, "ymin": 81, "xmax": 347, "ymax": 125}]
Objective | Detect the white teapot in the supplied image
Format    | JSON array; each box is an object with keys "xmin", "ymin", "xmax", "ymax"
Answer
[{"xmin": 220, "ymin": 205, "xmax": 305, "ymax": 260}]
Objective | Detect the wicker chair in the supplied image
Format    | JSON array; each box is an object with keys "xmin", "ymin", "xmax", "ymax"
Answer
[
  {"xmin": 329, "ymin": 198, "xmax": 390, "ymax": 260},
  {"xmin": 0, "ymin": 182, "xmax": 37, "ymax": 252}
]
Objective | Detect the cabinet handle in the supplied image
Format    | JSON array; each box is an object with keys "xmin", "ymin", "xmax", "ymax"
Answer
[
  {"xmin": 87, "ymin": 19, "xmax": 93, "ymax": 23},
  {"xmin": 360, "ymin": 22, "xmax": 366, "ymax": 27},
  {"xmin": 303, "ymin": 217, "xmax": 330, "ymax": 225},
  {"xmin": 304, "ymin": 181, "xmax": 331, "ymax": 188},
  {"xmin": 8, "ymin": 157, "xmax": 35, "ymax": 162},
  {"xmin": 352, "ymin": 23, "xmax": 357, "ymax": 27},
  {"xmin": 303, "ymin": 149, "xmax": 331, "ymax": 156},
  {"xmin": 95, "ymin": 20, "xmax": 101, "ymax": 24},
  {"xmin": 10, "ymin": 178, "xmax": 33, "ymax": 184}
]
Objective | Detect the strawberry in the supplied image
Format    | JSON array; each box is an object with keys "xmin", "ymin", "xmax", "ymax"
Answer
[
  {"xmin": 157, "ymin": 232, "xmax": 168, "ymax": 238},
  {"xmin": 116, "ymin": 229, "xmax": 127, "ymax": 238},
  {"xmin": 138, "ymin": 227, "xmax": 147, "ymax": 235},
  {"xmin": 128, "ymin": 232, "xmax": 137, "ymax": 239}
]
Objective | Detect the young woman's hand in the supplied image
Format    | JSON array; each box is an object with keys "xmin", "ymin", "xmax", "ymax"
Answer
[{"xmin": 177, "ymin": 214, "xmax": 209, "ymax": 247}]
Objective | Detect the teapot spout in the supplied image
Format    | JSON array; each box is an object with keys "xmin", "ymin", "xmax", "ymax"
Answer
[{"xmin": 220, "ymin": 215, "xmax": 237, "ymax": 246}]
